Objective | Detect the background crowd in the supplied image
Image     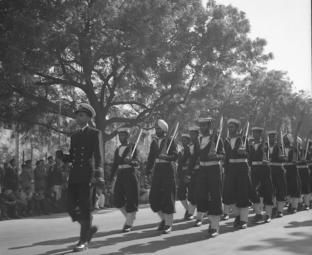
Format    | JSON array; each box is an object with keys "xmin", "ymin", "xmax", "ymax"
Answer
[{"xmin": 0, "ymin": 153, "xmax": 150, "ymax": 221}]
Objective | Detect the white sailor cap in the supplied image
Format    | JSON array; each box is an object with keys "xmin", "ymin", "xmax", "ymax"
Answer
[
  {"xmin": 252, "ymin": 127, "xmax": 264, "ymax": 132},
  {"xmin": 227, "ymin": 118, "xmax": 240, "ymax": 126},
  {"xmin": 118, "ymin": 127, "xmax": 130, "ymax": 134},
  {"xmin": 197, "ymin": 117, "xmax": 213, "ymax": 123},
  {"xmin": 188, "ymin": 125, "xmax": 200, "ymax": 132},
  {"xmin": 75, "ymin": 103, "xmax": 96, "ymax": 118},
  {"xmin": 181, "ymin": 133, "xmax": 191, "ymax": 138},
  {"xmin": 157, "ymin": 119, "xmax": 169, "ymax": 132},
  {"xmin": 266, "ymin": 130, "xmax": 277, "ymax": 135}
]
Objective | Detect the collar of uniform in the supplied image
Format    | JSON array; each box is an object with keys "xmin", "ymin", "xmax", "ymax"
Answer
[{"xmin": 81, "ymin": 124, "xmax": 89, "ymax": 132}]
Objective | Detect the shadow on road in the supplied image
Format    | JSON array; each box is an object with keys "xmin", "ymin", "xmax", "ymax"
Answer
[{"xmin": 238, "ymin": 220, "xmax": 312, "ymax": 255}]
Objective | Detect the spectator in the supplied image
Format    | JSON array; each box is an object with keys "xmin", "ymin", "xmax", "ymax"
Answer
[
  {"xmin": 3, "ymin": 159, "xmax": 19, "ymax": 192},
  {"xmin": 19, "ymin": 164, "xmax": 33, "ymax": 194},
  {"xmin": 24, "ymin": 160, "xmax": 34, "ymax": 193},
  {"xmin": 33, "ymin": 160, "xmax": 49, "ymax": 215},
  {"xmin": 47, "ymin": 151, "xmax": 65, "ymax": 212},
  {"xmin": 0, "ymin": 188, "xmax": 21, "ymax": 219}
]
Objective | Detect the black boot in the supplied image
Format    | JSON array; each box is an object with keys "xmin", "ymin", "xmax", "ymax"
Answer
[{"xmin": 73, "ymin": 221, "xmax": 89, "ymax": 252}]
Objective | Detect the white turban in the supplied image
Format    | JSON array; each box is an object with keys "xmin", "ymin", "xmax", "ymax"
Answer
[{"xmin": 157, "ymin": 119, "xmax": 168, "ymax": 132}]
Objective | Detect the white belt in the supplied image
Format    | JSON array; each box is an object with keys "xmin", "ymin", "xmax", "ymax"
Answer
[
  {"xmin": 269, "ymin": 162, "xmax": 283, "ymax": 167},
  {"xmin": 282, "ymin": 163, "xmax": 295, "ymax": 166},
  {"xmin": 200, "ymin": 161, "xmax": 220, "ymax": 167},
  {"xmin": 297, "ymin": 165, "xmax": 308, "ymax": 169},
  {"xmin": 155, "ymin": 159, "xmax": 170, "ymax": 163},
  {"xmin": 252, "ymin": 161, "xmax": 264, "ymax": 166},
  {"xmin": 229, "ymin": 159, "xmax": 248, "ymax": 163},
  {"xmin": 118, "ymin": 164, "xmax": 132, "ymax": 169}
]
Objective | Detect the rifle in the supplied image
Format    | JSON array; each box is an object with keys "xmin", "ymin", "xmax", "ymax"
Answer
[
  {"xmin": 166, "ymin": 122, "xmax": 180, "ymax": 154},
  {"xmin": 215, "ymin": 116, "xmax": 223, "ymax": 152},
  {"xmin": 243, "ymin": 121, "xmax": 250, "ymax": 148},
  {"xmin": 131, "ymin": 129, "xmax": 143, "ymax": 158}
]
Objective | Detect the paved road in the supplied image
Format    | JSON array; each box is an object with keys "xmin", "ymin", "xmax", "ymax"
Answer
[{"xmin": 1, "ymin": 204, "xmax": 312, "ymax": 255}]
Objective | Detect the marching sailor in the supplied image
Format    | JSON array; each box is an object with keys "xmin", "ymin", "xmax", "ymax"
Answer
[
  {"xmin": 194, "ymin": 116, "xmax": 224, "ymax": 237},
  {"xmin": 67, "ymin": 103, "xmax": 103, "ymax": 252},
  {"xmin": 146, "ymin": 119, "xmax": 178, "ymax": 234},
  {"xmin": 249, "ymin": 127, "xmax": 274, "ymax": 223},
  {"xmin": 110, "ymin": 127, "xmax": 139, "ymax": 232},
  {"xmin": 223, "ymin": 118, "xmax": 253, "ymax": 229}
]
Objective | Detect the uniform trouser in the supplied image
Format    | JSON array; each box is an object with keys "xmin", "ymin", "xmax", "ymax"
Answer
[
  {"xmin": 195, "ymin": 164, "xmax": 223, "ymax": 215},
  {"xmin": 271, "ymin": 166, "xmax": 287, "ymax": 202},
  {"xmin": 223, "ymin": 162, "xmax": 253, "ymax": 208},
  {"xmin": 149, "ymin": 163, "xmax": 176, "ymax": 214},
  {"xmin": 113, "ymin": 168, "xmax": 139, "ymax": 213},
  {"xmin": 187, "ymin": 171, "xmax": 197, "ymax": 205},
  {"xmin": 285, "ymin": 165, "xmax": 301, "ymax": 198},
  {"xmin": 177, "ymin": 178, "xmax": 189, "ymax": 201},
  {"xmin": 67, "ymin": 182, "xmax": 95, "ymax": 222},
  {"xmin": 298, "ymin": 166, "xmax": 311, "ymax": 194},
  {"xmin": 251, "ymin": 165, "xmax": 274, "ymax": 206},
  {"xmin": 67, "ymin": 182, "xmax": 95, "ymax": 243}
]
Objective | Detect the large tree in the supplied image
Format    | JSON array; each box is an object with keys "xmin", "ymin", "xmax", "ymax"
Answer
[{"xmin": 0, "ymin": 0, "xmax": 272, "ymax": 151}]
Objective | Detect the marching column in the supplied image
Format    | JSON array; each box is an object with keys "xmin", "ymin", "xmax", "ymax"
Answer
[
  {"xmin": 110, "ymin": 128, "xmax": 139, "ymax": 232},
  {"xmin": 146, "ymin": 119, "xmax": 178, "ymax": 234}
]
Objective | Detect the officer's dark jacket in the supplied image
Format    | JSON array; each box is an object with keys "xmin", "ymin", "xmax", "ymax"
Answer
[
  {"xmin": 69, "ymin": 126, "xmax": 103, "ymax": 183},
  {"xmin": 110, "ymin": 143, "xmax": 138, "ymax": 180},
  {"xmin": 177, "ymin": 145, "xmax": 191, "ymax": 179},
  {"xmin": 146, "ymin": 136, "xmax": 178, "ymax": 174}
]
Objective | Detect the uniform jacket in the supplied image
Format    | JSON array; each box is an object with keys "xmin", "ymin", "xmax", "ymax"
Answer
[
  {"xmin": 146, "ymin": 135, "xmax": 178, "ymax": 174},
  {"xmin": 110, "ymin": 143, "xmax": 138, "ymax": 180},
  {"xmin": 188, "ymin": 139, "xmax": 200, "ymax": 174},
  {"xmin": 199, "ymin": 134, "xmax": 224, "ymax": 162},
  {"xmin": 249, "ymin": 140, "xmax": 267, "ymax": 163},
  {"xmin": 224, "ymin": 136, "xmax": 249, "ymax": 164},
  {"xmin": 69, "ymin": 126, "xmax": 103, "ymax": 183},
  {"xmin": 177, "ymin": 145, "xmax": 191, "ymax": 179}
]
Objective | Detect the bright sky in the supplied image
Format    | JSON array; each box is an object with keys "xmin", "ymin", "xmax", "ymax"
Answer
[{"xmin": 202, "ymin": 0, "xmax": 311, "ymax": 92}]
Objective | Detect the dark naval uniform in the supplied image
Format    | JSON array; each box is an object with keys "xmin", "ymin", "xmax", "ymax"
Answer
[
  {"xmin": 284, "ymin": 147, "xmax": 301, "ymax": 211},
  {"xmin": 223, "ymin": 136, "xmax": 253, "ymax": 208},
  {"xmin": 195, "ymin": 134, "xmax": 224, "ymax": 216},
  {"xmin": 67, "ymin": 126, "xmax": 103, "ymax": 243},
  {"xmin": 187, "ymin": 138, "xmax": 200, "ymax": 210},
  {"xmin": 110, "ymin": 143, "xmax": 139, "ymax": 214},
  {"xmin": 223, "ymin": 135, "xmax": 254, "ymax": 228},
  {"xmin": 147, "ymin": 135, "xmax": 178, "ymax": 215},
  {"xmin": 177, "ymin": 144, "xmax": 191, "ymax": 202},
  {"xmin": 268, "ymin": 143, "xmax": 287, "ymax": 216},
  {"xmin": 249, "ymin": 139, "xmax": 274, "ymax": 220},
  {"xmin": 297, "ymin": 150, "xmax": 310, "ymax": 209}
]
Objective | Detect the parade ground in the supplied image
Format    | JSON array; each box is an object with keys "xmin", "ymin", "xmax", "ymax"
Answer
[{"xmin": 0, "ymin": 204, "xmax": 311, "ymax": 255}]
